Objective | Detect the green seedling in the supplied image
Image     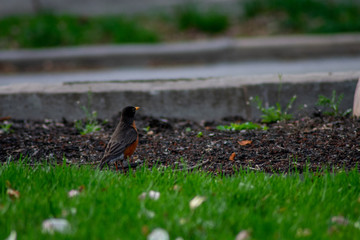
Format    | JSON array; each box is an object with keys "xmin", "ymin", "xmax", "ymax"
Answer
[
  {"xmin": 316, "ymin": 90, "xmax": 352, "ymax": 117},
  {"xmin": 217, "ymin": 122, "xmax": 268, "ymax": 131},
  {"xmin": 0, "ymin": 123, "xmax": 12, "ymax": 133},
  {"xmin": 143, "ymin": 126, "xmax": 150, "ymax": 132},
  {"xmin": 197, "ymin": 131, "xmax": 203, "ymax": 137}
]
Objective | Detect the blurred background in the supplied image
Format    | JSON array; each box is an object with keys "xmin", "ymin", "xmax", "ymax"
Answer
[
  {"xmin": 1, "ymin": 0, "xmax": 360, "ymax": 49},
  {"xmin": 0, "ymin": 0, "xmax": 360, "ymax": 120}
]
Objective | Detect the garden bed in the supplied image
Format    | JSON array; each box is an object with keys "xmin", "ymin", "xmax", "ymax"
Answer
[{"xmin": 1, "ymin": 114, "xmax": 359, "ymax": 174}]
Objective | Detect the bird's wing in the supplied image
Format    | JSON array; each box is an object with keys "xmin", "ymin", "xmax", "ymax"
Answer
[{"xmin": 99, "ymin": 127, "xmax": 138, "ymax": 168}]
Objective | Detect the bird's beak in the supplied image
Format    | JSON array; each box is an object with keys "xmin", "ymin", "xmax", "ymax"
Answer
[{"xmin": 135, "ymin": 106, "xmax": 140, "ymax": 111}]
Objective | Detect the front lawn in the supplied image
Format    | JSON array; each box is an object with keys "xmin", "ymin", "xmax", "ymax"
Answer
[{"xmin": 1, "ymin": 162, "xmax": 359, "ymax": 239}]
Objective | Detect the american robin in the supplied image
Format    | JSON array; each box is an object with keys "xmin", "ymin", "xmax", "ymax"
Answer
[{"xmin": 99, "ymin": 106, "xmax": 140, "ymax": 170}]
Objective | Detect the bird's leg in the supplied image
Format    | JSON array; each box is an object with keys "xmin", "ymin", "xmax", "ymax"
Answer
[
  {"xmin": 115, "ymin": 162, "xmax": 119, "ymax": 171},
  {"xmin": 120, "ymin": 160, "xmax": 125, "ymax": 173}
]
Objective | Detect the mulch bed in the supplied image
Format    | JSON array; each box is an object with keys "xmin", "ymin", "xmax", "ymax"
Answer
[{"xmin": 1, "ymin": 114, "xmax": 359, "ymax": 174}]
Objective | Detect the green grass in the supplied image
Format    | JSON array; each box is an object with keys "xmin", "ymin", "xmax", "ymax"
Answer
[
  {"xmin": 1, "ymin": 161, "xmax": 360, "ymax": 239},
  {"xmin": 1, "ymin": 0, "xmax": 360, "ymax": 49},
  {"xmin": 0, "ymin": 13, "xmax": 159, "ymax": 49},
  {"xmin": 175, "ymin": 4, "xmax": 230, "ymax": 34},
  {"xmin": 243, "ymin": 0, "xmax": 360, "ymax": 33}
]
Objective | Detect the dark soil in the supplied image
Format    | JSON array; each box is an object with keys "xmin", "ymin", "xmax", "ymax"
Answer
[{"xmin": 1, "ymin": 114, "xmax": 359, "ymax": 174}]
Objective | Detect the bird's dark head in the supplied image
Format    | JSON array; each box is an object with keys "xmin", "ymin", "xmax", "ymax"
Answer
[{"xmin": 121, "ymin": 106, "xmax": 140, "ymax": 124}]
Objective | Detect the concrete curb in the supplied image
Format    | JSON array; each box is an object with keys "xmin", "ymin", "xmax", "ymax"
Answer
[
  {"xmin": 1, "ymin": 34, "xmax": 360, "ymax": 72},
  {"xmin": 1, "ymin": 71, "xmax": 358, "ymax": 121}
]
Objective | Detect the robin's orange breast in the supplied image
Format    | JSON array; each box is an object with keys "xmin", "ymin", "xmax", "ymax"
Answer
[
  {"xmin": 124, "ymin": 121, "xmax": 139, "ymax": 160},
  {"xmin": 124, "ymin": 137, "xmax": 138, "ymax": 159}
]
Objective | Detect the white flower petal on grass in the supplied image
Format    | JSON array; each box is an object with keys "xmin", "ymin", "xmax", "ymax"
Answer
[
  {"xmin": 138, "ymin": 208, "xmax": 156, "ymax": 219},
  {"xmin": 139, "ymin": 192, "xmax": 147, "ymax": 200},
  {"xmin": 68, "ymin": 189, "xmax": 80, "ymax": 198},
  {"xmin": 354, "ymin": 221, "xmax": 360, "ymax": 229},
  {"xmin": 179, "ymin": 218, "xmax": 187, "ymax": 225},
  {"xmin": 139, "ymin": 190, "xmax": 160, "ymax": 201},
  {"xmin": 331, "ymin": 216, "xmax": 349, "ymax": 225},
  {"xmin": 5, "ymin": 230, "xmax": 17, "ymax": 240},
  {"xmin": 235, "ymin": 230, "xmax": 250, "ymax": 240},
  {"xmin": 147, "ymin": 228, "xmax": 169, "ymax": 240},
  {"xmin": 70, "ymin": 208, "xmax": 77, "ymax": 215},
  {"xmin": 189, "ymin": 196, "xmax": 206, "ymax": 209},
  {"xmin": 295, "ymin": 228, "xmax": 312, "ymax": 237},
  {"xmin": 42, "ymin": 218, "xmax": 71, "ymax": 234},
  {"xmin": 148, "ymin": 190, "xmax": 160, "ymax": 200}
]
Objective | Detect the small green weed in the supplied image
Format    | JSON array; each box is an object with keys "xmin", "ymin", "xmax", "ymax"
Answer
[
  {"xmin": 253, "ymin": 95, "xmax": 297, "ymax": 123},
  {"xmin": 0, "ymin": 122, "xmax": 12, "ymax": 134},
  {"xmin": 75, "ymin": 90, "xmax": 101, "ymax": 135},
  {"xmin": 316, "ymin": 90, "xmax": 352, "ymax": 117},
  {"xmin": 196, "ymin": 131, "xmax": 203, "ymax": 137},
  {"xmin": 176, "ymin": 4, "xmax": 229, "ymax": 33},
  {"xmin": 216, "ymin": 122, "xmax": 268, "ymax": 131},
  {"xmin": 143, "ymin": 126, "xmax": 150, "ymax": 132}
]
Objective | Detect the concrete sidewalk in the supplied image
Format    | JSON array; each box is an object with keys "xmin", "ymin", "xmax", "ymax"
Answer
[
  {"xmin": 1, "ymin": 34, "xmax": 359, "ymax": 121},
  {"xmin": 1, "ymin": 34, "xmax": 360, "ymax": 72},
  {"xmin": 0, "ymin": 71, "xmax": 358, "ymax": 121},
  {"xmin": 1, "ymin": 56, "xmax": 360, "ymax": 86}
]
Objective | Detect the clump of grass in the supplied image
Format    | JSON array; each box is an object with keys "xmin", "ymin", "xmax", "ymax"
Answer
[
  {"xmin": 216, "ymin": 122, "xmax": 268, "ymax": 131},
  {"xmin": 316, "ymin": 90, "xmax": 352, "ymax": 117},
  {"xmin": 242, "ymin": 0, "xmax": 360, "ymax": 33},
  {"xmin": 75, "ymin": 90, "xmax": 101, "ymax": 135},
  {"xmin": 0, "ymin": 13, "xmax": 159, "ymax": 49},
  {"xmin": 1, "ymin": 161, "xmax": 360, "ymax": 239},
  {"xmin": 252, "ymin": 95, "xmax": 297, "ymax": 123},
  {"xmin": 175, "ymin": 4, "xmax": 230, "ymax": 34}
]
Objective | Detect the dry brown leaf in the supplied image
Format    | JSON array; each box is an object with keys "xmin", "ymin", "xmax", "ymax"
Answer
[
  {"xmin": 7, "ymin": 188, "xmax": 20, "ymax": 200},
  {"xmin": 78, "ymin": 185, "xmax": 85, "ymax": 192},
  {"xmin": 229, "ymin": 152, "xmax": 236, "ymax": 161},
  {"xmin": 173, "ymin": 185, "xmax": 182, "ymax": 191},
  {"xmin": 238, "ymin": 140, "xmax": 252, "ymax": 146},
  {"xmin": 141, "ymin": 225, "xmax": 149, "ymax": 236}
]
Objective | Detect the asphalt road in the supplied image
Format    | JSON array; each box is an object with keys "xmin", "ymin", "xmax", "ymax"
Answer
[{"xmin": 1, "ymin": 56, "xmax": 360, "ymax": 86}]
